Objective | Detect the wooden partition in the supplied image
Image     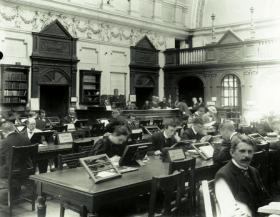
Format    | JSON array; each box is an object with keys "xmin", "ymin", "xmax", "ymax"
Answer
[{"xmin": 121, "ymin": 109, "xmax": 181, "ymax": 121}]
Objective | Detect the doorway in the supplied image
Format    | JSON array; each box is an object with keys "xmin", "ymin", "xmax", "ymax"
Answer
[
  {"xmin": 135, "ymin": 87, "xmax": 154, "ymax": 109},
  {"xmin": 178, "ymin": 76, "xmax": 204, "ymax": 106},
  {"xmin": 40, "ymin": 85, "xmax": 69, "ymax": 118}
]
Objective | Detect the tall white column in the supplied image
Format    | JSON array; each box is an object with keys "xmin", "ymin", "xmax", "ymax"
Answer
[
  {"xmin": 129, "ymin": 0, "xmax": 140, "ymax": 17},
  {"xmin": 153, "ymin": 0, "xmax": 162, "ymax": 22}
]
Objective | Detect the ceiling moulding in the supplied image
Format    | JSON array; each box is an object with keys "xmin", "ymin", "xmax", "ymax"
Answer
[
  {"xmin": 0, "ymin": 5, "xmax": 171, "ymax": 50},
  {"xmin": 191, "ymin": 17, "xmax": 280, "ymax": 36},
  {"xmin": 3, "ymin": 0, "xmax": 190, "ymax": 37}
]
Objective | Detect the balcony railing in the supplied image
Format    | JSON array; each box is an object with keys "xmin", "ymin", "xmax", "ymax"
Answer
[{"xmin": 165, "ymin": 37, "xmax": 280, "ymax": 67}]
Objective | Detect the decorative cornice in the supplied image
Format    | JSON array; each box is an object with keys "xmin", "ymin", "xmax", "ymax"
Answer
[
  {"xmin": 192, "ymin": 17, "xmax": 280, "ymax": 37},
  {"xmin": 3, "ymin": 0, "xmax": 189, "ymax": 37},
  {"xmin": 0, "ymin": 3, "xmax": 173, "ymax": 50}
]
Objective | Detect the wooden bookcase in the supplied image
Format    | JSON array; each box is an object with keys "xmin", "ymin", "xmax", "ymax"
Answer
[
  {"xmin": 80, "ymin": 70, "xmax": 101, "ymax": 105},
  {"xmin": 0, "ymin": 64, "xmax": 29, "ymax": 106}
]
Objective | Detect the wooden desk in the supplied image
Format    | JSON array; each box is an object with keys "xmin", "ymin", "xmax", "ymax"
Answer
[
  {"xmin": 31, "ymin": 156, "xmax": 217, "ymax": 217},
  {"xmin": 37, "ymin": 137, "xmax": 99, "ymax": 161}
]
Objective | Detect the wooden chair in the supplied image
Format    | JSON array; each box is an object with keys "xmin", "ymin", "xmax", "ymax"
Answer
[
  {"xmin": 52, "ymin": 125, "xmax": 67, "ymax": 133},
  {"xmin": 251, "ymin": 150, "xmax": 269, "ymax": 188},
  {"xmin": 153, "ymin": 119, "xmax": 163, "ymax": 129},
  {"xmin": 71, "ymin": 130, "xmax": 86, "ymax": 140},
  {"xmin": 78, "ymin": 145, "xmax": 93, "ymax": 156},
  {"xmin": 201, "ymin": 180, "xmax": 220, "ymax": 217},
  {"xmin": 168, "ymin": 158, "xmax": 196, "ymax": 213},
  {"xmin": 57, "ymin": 152, "xmax": 87, "ymax": 170},
  {"xmin": 148, "ymin": 170, "xmax": 186, "ymax": 217},
  {"xmin": 57, "ymin": 152, "xmax": 88, "ymax": 217},
  {"xmin": 140, "ymin": 120, "xmax": 150, "ymax": 127},
  {"xmin": 90, "ymin": 123, "xmax": 105, "ymax": 136},
  {"xmin": 8, "ymin": 144, "xmax": 38, "ymax": 217},
  {"xmin": 72, "ymin": 140, "xmax": 94, "ymax": 153}
]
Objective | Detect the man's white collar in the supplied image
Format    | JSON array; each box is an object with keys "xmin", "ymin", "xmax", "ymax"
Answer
[
  {"xmin": 192, "ymin": 126, "xmax": 198, "ymax": 135},
  {"xmin": 232, "ymin": 159, "xmax": 248, "ymax": 170},
  {"xmin": 230, "ymin": 132, "xmax": 237, "ymax": 140}
]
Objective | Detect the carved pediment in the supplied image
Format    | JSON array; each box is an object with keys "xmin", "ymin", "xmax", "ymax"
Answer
[
  {"xmin": 40, "ymin": 20, "xmax": 72, "ymax": 39},
  {"xmin": 218, "ymin": 30, "xmax": 243, "ymax": 45},
  {"xmin": 39, "ymin": 70, "xmax": 70, "ymax": 85},
  {"xmin": 136, "ymin": 36, "xmax": 157, "ymax": 50},
  {"xmin": 135, "ymin": 75, "xmax": 155, "ymax": 87}
]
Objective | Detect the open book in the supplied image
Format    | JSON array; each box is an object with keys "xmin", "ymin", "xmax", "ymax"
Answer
[{"xmin": 258, "ymin": 202, "xmax": 280, "ymax": 215}]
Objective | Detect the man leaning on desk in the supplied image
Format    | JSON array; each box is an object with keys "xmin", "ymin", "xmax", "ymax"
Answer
[
  {"xmin": 180, "ymin": 117, "xmax": 206, "ymax": 141},
  {"xmin": 150, "ymin": 120, "xmax": 181, "ymax": 155},
  {"xmin": 213, "ymin": 120, "xmax": 239, "ymax": 164},
  {"xmin": 90, "ymin": 125, "xmax": 130, "ymax": 162}
]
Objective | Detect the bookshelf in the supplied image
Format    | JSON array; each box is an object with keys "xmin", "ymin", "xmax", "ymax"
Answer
[
  {"xmin": 80, "ymin": 70, "xmax": 101, "ymax": 105},
  {"xmin": 0, "ymin": 64, "xmax": 29, "ymax": 105}
]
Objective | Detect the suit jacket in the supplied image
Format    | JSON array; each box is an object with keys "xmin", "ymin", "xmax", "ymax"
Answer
[
  {"xmin": 150, "ymin": 131, "xmax": 177, "ymax": 152},
  {"xmin": 90, "ymin": 136, "xmax": 126, "ymax": 158},
  {"xmin": 35, "ymin": 118, "xmax": 47, "ymax": 130},
  {"xmin": 181, "ymin": 127, "xmax": 203, "ymax": 141},
  {"xmin": 0, "ymin": 132, "xmax": 31, "ymax": 178},
  {"xmin": 105, "ymin": 116, "xmax": 128, "ymax": 133},
  {"xmin": 215, "ymin": 161, "xmax": 270, "ymax": 216},
  {"xmin": 213, "ymin": 133, "xmax": 239, "ymax": 164}
]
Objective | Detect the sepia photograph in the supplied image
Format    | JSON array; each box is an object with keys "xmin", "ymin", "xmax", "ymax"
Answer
[{"xmin": 0, "ymin": 0, "xmax": 280, "ymax": 216}]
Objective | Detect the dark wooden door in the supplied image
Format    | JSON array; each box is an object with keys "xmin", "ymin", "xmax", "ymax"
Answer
[
  {"xmin": 135, "ymin": 87, "xmax": 154, "ymax": 109},
  {"xmin": 40, "ymin": 85, "xmax": 69, "ymax": 118}
]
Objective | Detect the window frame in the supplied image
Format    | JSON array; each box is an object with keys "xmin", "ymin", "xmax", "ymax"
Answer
[{"xmin": 221, "ymin": 74, "xmax": 241, "ymax": 108}]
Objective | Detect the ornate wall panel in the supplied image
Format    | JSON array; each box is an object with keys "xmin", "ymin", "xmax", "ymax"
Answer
[{"xmin": 31, "ymin": 20, "xmax": 79, "ymax": 98}]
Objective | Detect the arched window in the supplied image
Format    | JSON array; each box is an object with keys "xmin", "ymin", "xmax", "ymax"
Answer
[{"xmin": 221, "ymin": 74, "xmax": 241, "ymax": 107}]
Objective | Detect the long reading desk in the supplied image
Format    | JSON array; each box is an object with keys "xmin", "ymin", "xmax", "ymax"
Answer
[{"xmin": 31, "ymin": 156, "xmax": 220, "ymax": 217}]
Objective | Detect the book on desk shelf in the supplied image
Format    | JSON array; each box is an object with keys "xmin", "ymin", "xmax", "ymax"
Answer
[
  {"xmin": 191, "ymin": 142, "xmax": 214, "ymax": 160},
  {"xmin": 258, "ymin": 202, "xmax": 280, "ymax": 215}
]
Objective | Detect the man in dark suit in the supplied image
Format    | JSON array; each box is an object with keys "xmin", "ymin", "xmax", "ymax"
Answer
[
  {"xmin": 0, "ymin": 122, "xmax": 31, "ymax": 204},
  {"xmin": 213, "ymin": 120, "xmax": 239, "ymax": 164},
  {"xmin": 35, "ymin": 109, "xmax": 47, "ymax": 130},
  {"xmin": 215, "ymin": 134, "xmax": 270, "ymax": 217},
  {"xmin": 151, "ymin": 120, "xmax": 180, "ymax": 154},
  {"xmin": 90, "ymin": 125, "xmax": 130, "ymax": 158},
  {"xmin": 181, "ymin": 117, "xmax": 206, "ymax": 141},
  {"xmin": 105, "ymin": 109, "xmax": 128, "ymax": 133}
]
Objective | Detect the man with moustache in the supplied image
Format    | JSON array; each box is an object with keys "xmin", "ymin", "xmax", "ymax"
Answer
[{"xmin": 215, "ymin": 134, "xmax": 270, "ymax": 217}]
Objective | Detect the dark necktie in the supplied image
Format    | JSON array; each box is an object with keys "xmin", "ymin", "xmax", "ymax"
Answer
[{"xmin": 241, "ymin": 169, "xmax": 255, "ymax": 187}]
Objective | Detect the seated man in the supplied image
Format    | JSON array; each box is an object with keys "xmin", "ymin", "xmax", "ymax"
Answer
[
  {"xmin": 215, "ymin": 134, "xmax": 270, "ymax": 217},
  {"xmin": 150, "ymin": 120, "xmax": 180, "ymax": 154},
  {"xmin": 0, "ymin": 122, "xmax": 31, "ymax": 205},
  {"xmin": 181, "ymin": 117, "xmax": 206, "ymax": 141},
  {"xmin": 22, "ymin": 117, "xmax": 42, "ymax": 139},
  {"xmin": 90, "ymin": 125, "xmax": 130, "ymax": 159},
  {"xmin": 105, "ymin": 109, "xmax": 128, "ymax": 133},
  {"xmin": 62, "ymin": 107, "xmax": 77, "ymax": 124},
  {"xmin": 213, "ymin": 120, "xmax": 239, "ymax": 164},
  {"xmin": 36, "ymin": 109, "xmax": 47, "ymax": 130}
]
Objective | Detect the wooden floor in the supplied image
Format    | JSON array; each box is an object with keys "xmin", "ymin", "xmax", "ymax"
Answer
[{"xmin": 0, "ymin": 199, "xmax": 79, "ymax": 217}]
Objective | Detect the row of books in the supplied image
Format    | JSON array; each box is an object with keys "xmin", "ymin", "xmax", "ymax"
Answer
[
  {"xmin": 4, "ymin": 82, "xmax": 27, "ymax": 89},
  {"xmin": 83, "ymin": 84, "xmax": 99, "ymax": 90},
  {"xmin": 3, "ymin": 90, "xmax": 27, "ymax": 96},
  {"xmin": 84, "ymin": 97, "xmax": 100, "ymax": 103},
  {"xmin": 5, "ymin": 72, "xmax": 27, "ymax": 81},
  {"xmin": 1, "ymin": 97, "xmax": 27, "ymax": 103},
  {"xmin": 83, "ymin": 75, "xmax": 97, "ymax": 83}
]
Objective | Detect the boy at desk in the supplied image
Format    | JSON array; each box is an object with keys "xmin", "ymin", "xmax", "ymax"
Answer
[
  {"xmin": 90, "ymin": 125, "xmax": 130, "ymax": 162},
  {"xmin": 150, "ymin": 120, "xmax": 181, "ymax": 155}
]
